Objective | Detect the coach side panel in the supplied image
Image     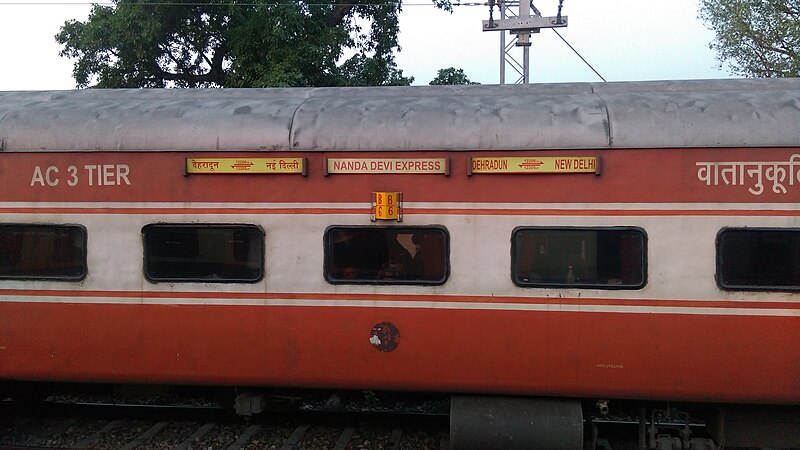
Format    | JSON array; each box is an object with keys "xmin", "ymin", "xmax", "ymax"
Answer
[{"xmin": 0, "ymin": 148, "xmax": 798, "ymax": 403}]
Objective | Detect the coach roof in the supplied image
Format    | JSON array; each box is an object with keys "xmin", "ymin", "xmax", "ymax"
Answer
[{"xmin": 0, "ymin": 78, "xmax": 799, "ymax": 152}]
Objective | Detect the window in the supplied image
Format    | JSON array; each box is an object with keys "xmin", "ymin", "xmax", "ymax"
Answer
[
  {"xmin": 717, "ymin": 228, "xmax": 800, "ymax": 291},
  {"xmin": 325, "ymin": 226, "xmax": 448, "ymax": 285},
  {"xmin": 512, "ymin": 227, "xmax": 646, "ymax": 289},
  {"xmin": 0, "ymin": 224, "xmax": 87, "ymax": 280},
  {"xmin": 143, "ymin": 224, "xmax": 264, "ymax": 283}
]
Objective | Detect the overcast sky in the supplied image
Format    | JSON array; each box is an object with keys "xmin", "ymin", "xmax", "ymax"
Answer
[{"xmin": 0, "ymin": 0, "xmax": 734, "ymax": 90}]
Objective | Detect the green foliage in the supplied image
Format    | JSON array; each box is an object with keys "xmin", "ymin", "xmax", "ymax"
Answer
[
  {"xmin": 699, "ymin": 0, "xmax": 800, "ymax": 77},
  {"xmin": 335, "ymin": 54, "xmax": 414, "ymax": 86},
  {"xmin": 55, "ymin": 0, "xmax": 445, "ymax": 88},
  {"xmin": 429, "ymin": 67, "xmax": 479, "ymax": 85}
]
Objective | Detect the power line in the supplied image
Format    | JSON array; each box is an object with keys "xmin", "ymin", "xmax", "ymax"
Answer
[
  {"xmin": 530, "ymin": 1, "xmax": 606, "ymax": 82},
  {"xmin": 0, "ymin": 1, "xmax": 486, "ymax": 6},
  {"xmin": 551, "ymin": 28, "xmax": 606, "ymax": 82}
]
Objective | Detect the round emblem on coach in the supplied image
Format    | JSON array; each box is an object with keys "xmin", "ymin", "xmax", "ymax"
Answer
[{"xmin": 369, "ymin": 322, "xmax": 400, "ymax": 352}]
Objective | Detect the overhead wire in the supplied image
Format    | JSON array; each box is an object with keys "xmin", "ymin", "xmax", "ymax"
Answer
[
  {"xmin": 532, "ymin": 0, "xmax": 606, "ymax": 82},
  {"xmin": 551, "ymin": 29, "xmax": 606, "ymax": 82},
  {"xmin": 0, "ymin": 1, "xmax": 487, "ymax": 6},
  {"xmin": 3, "ymin": 0, "xmax": 606, "ymax": 81}
]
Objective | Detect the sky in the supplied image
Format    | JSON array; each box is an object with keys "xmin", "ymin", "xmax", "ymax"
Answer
[{"xmin": 0, "ymin": 0, "xmax": 734, "ymax": 90}]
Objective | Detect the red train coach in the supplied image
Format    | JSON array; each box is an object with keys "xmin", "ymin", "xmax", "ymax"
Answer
[{"xmin": 1, "ymin": 79, "xmax": 799, "ymax": 448}]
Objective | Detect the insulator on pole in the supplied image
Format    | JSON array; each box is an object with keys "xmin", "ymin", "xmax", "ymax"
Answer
[{"xmin": 556, "ymin": 0, "xmax": 563, "ymax": 24}]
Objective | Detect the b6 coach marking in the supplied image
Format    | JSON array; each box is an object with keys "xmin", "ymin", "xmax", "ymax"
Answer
[{"xmin": 31, "ymin": 164, "xmax": 131, "ymax": 187}]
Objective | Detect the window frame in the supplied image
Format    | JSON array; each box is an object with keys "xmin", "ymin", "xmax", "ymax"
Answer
[
  {"xmin": 511, "ymin": 226, "xmax": 648, "ymax": 290},
  {"xmin": 323, "ymin": 225, "xmax": 450, "ymax": 286},
  {"xmin": 0, "ymin": 223, "xmax": 88, "ymax": 281},
  {"xmin": 142, "ymin": 223, "xmax": 265, "ymax": 284},
  {"xmin": 716, "ymin": 227, "xmax": 800, "ymax": 292}
]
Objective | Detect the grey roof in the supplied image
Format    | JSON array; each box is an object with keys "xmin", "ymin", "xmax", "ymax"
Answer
[{"xmin": 1, "ymin": 78, "xmax": 799, "ymax": 152}]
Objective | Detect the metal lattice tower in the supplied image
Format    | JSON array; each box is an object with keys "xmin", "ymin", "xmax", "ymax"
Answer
[{"xmin": 483, "ymin": 1, "xmax": 567, "ymax": 84}]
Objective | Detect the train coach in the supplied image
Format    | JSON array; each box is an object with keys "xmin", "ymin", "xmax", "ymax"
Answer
[{"xmin": 0, "ymin": 79, "xmax": 799, "ymax": 448}]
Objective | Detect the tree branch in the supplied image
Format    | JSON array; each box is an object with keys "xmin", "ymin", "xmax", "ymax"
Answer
[{"xmin": 329, "ymin": 1, "xmax": 354, "ymax": 26}]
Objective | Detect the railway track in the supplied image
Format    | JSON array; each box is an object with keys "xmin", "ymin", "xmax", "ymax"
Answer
[
  {"xmin": 0, "ymin": 392, "xmax": 450, "ymax": 450},
  {"xmin": 0, "ymin": 388, "xmax": 752, "ymax": 449}
]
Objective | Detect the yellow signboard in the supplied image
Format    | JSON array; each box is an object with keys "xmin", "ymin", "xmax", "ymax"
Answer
[
  {"xmin": 186, "ymin": 158, "xmax": 305, "ymax": 175},
  {"xmin": 372, "ymin": 191, "xmax": 402, "ymax": 221},
  {"xmin": 470, "ymin": 156, "xmax": 599, "ymax": 175},
  {"xmin": 327, "ymin": 158, "xmax": 447, "ymax": 175}
]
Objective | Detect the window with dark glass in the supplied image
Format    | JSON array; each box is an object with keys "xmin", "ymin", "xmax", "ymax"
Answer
[
  {"xmin": 0, "ymin": 224, "xmax": 87, "ymax": 280},
  {"xmin": 512, "ymin": 227, "xmax": 646, "ymax": 289},
  {"xmin": 143, "ymin": 224, "xmax": 264, "ymax": 283},
  {"xmin": 717, "ymin": 228, "xmax": 800, "ymax": 291},
  {"xmin": 325, "ymin": 226, "xmax": 448, "ymax": 285}
]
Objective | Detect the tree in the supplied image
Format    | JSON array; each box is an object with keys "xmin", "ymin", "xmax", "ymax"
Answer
[
  {"xmin": 56, "ymin": 0, "xmax": 450, "ymax": 88},
  {"xmin": 429, "ymin": 67, "xmax": 479, "ymax": 85},
  {"xmin": 699, "ymin": 0, "xmax": 800, "ymax": 77}
]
